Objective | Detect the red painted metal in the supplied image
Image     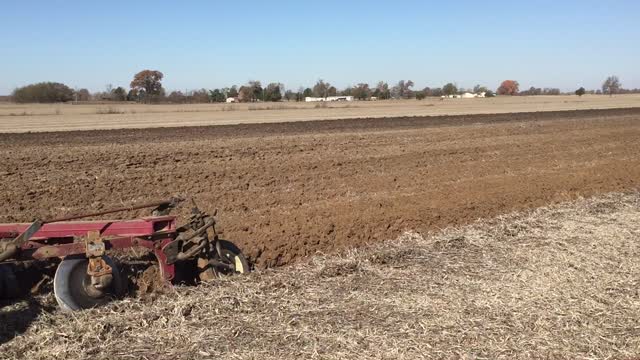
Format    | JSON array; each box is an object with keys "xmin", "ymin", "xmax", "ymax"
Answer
[
  {"xmin": 0, "ymin": 216, "xmax": 176, "ymax": 240},
  {"xmin": 0, "ymin": 216, "xmax": 180, "ymax": 283}
]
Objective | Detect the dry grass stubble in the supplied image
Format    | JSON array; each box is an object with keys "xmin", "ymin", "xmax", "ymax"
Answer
[{"xmin": 1, "ymin": 192, "xmax": 639, "ymax": 359}]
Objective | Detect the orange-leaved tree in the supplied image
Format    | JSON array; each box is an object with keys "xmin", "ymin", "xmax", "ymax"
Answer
[
  {"xmin": 130, "ymin": 70, "xmax": 164, "ymax": 96},
  {"xmin": 497, "ymin": 80, "xmax": 519, "ymax": 95}
]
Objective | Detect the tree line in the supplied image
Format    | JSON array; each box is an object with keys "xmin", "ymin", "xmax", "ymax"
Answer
[{"xmin": 9, "ymin": 71, "xmax": 635, "ymax": 104}]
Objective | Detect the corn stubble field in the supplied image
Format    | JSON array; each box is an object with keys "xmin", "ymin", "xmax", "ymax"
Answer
[
  {"xmin": 1, "ymin": 100, "xmax": 640, "ymax": 358},
  {"xmin": 1, "ymin": 192, "xmax": 639, "ymax": 359}
]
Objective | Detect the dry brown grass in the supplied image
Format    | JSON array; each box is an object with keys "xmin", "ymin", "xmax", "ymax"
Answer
[
  {"xmin": 0, "ymin": 94, "xmax": 639, "ymax": 132},
  {"xmin": 1, "ymin": 192, "xmax": 639, "ymax": 359}
]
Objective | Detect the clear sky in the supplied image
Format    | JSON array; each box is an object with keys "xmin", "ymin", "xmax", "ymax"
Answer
[{"xmin": 1, "ymin": 0, "xmax": 638, "ymax": 95}]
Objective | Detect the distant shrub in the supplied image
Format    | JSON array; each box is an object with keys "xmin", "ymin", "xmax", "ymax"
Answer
[
  {"xmin": 96, "ymin": 106, "xmax": 125, "ymax": 114},
  {"xmin": 12, "ymin": 82, "xmax": 74, "ymax": 103}
]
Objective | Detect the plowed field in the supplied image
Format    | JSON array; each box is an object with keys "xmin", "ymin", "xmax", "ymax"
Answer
[{"xmin": 1, "ymin": 108, "xmax": 639, "ymax": 268}]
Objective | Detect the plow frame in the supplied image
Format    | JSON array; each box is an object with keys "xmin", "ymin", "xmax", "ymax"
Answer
[
  {"xmin": 0, "ymin": 216, "xmax": 180, "ymax": 282},
  {"xmin": 0, "ymin": 198, "xmax": 250, "ymax": 310}
]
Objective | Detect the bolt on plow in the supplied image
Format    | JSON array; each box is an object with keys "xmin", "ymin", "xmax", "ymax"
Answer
[{"xmin": 0, "ymin": 197, "xmax": 249, "ymax": 311}]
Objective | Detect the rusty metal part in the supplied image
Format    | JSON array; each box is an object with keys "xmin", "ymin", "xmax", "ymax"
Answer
[
  {"xmin": 83, "ymin": 231, "xmax": 112, "ymax": 290},
  {"xmin": 176, "ymin": 237, "xmax": 207, "ymax": 261},
  {"xmin": 87, "ymin": 257, "xmax": 112, "ymax": 277},
  {"xmin": 175, "ymin": 217, "xmax": 215, "ymax": 243},
  {"xmin": 84, "ymin": 231, "xmax": 105, "ymax": 257},
  {"xmin": 87, "ymin": 257, "xmax": 113, "ymax": 290},
  {"xmin": 162, "ymin": 216, "xmax": 215, "ymax": 264}
]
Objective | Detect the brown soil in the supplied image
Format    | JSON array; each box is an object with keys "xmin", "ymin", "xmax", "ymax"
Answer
[{"xmin": 1, "ymin": 108, "xmax": 639, "ymax": 268}]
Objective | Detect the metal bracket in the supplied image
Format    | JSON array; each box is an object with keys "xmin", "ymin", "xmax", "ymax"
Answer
[
  {"xmin": 85, "ymin": 231, "xmax": 106, "ymax": 258},
  {"xmin": 84, "ymin": 231, "xmax": 112, "ymax": 289}
]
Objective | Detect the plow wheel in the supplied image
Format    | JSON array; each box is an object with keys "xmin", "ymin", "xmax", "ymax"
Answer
[
  {"xmin": 54, "ymin": 255, "xmax": 124, "ymax": 311},
  {"xmin": 198, "ymin": 240, "xmax": 250, "ymax": 281}
]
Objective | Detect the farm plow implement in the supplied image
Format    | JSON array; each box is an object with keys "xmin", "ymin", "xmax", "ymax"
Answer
[{"xmin": 0, "ymin": 198, "xmax": 249, "ymax": 311}]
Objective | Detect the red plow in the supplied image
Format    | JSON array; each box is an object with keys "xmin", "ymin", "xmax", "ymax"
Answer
[{"xmin": 0, "ymin": 198, "xmax": 249, "ymax": 311}]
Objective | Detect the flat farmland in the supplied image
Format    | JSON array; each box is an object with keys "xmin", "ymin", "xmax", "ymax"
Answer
[
  {"xmin": 1, "ymin": 94, "xmax": 640, "ymax": 132},
  {"xmin": 1, "ymin": 108, "xmax": 639, "ymax": 268}
]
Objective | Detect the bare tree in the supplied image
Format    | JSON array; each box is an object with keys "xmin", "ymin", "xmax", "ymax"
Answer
[
  {"xmin": 373, "ymin": 81, "xmax": 391, "ymax": 99},
  {"xmin": 352, "ymin": 83, "xmax": 371, "ymax": 100},
  {"xmin": 602, "ymin": 76, "xmax": 621, "ymax": 97},
  {"xmin": 392, "ymin": 80, "xmax": 414, "ymax": 99},
  {"xmin": 312, "ymin": 80, "xmax": 331, "ymax": 98},
  {"xmin": 75, "ymin": 88, "xmax": 91, "ymax": 101}
]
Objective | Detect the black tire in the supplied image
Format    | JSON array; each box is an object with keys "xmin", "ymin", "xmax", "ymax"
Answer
[
  {"xmin": 54, "ymin": 256, "xmax": 124, "ymax": 311},
  {"xmin": 214, "ymin": 240, "xmax": 250, "ymax": 275}
]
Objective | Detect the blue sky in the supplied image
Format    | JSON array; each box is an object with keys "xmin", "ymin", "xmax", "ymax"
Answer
[{"xmin": 1, "ymin": 0, "xmax": 638, "ymax": 94}]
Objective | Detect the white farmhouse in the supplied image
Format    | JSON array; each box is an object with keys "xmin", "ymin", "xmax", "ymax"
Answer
[{"xmin": 444, "ymin": 92, "xmax": 486, "ymax": 99}]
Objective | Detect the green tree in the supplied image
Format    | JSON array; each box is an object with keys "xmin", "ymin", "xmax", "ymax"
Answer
[
  {"xmin": 126, "ymin": 89, "xmax": 139, "ymax": 101},
  {"xmin": 264, "ymin": 83, "xmax": 283, "ymax": 102},
  {"xmin": 575, "ymin": 87, "xmax": 586, "ymax": 97},
  {"xmin": 303, "ymin": 88, "xmax": 313, "ymax": 98},
  {"xmin": 228, "ymin": 86, "xmax": 239, "ymax": 98},
  {"xmin": 209, "ymin": 89, "xmax": 226, "ymax": 102},
  {"xmin": 443, "ymin": 83, "xmax": 458, "ymax": 96},
  {"xmin": 111, "ymin": 86, "xmax": 127, "ymax": 101}
]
